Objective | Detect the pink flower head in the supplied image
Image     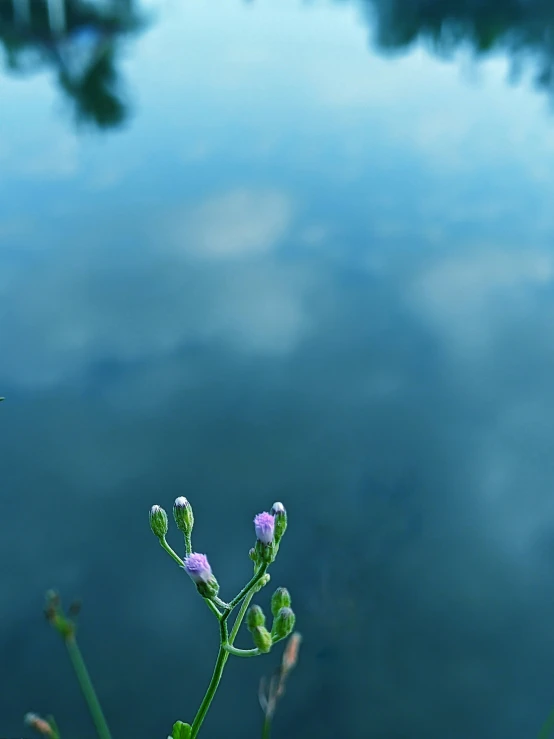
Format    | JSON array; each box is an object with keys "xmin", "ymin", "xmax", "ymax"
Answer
[
  {"xmin": 184, "ymin": 553, "xmax": 212, "ymax": 584},
  {"xmin": 254, "ymin": 512, "xmax": 275, "ymax": 545}
]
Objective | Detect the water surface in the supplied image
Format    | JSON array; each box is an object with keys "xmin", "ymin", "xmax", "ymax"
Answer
[{"xmin": 3, "ymin": 1, "xmax": 554, "ymax": 737}]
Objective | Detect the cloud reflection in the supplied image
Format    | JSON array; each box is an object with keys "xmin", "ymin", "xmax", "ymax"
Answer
[
  {"xmin": 0, "ymin": 193, "xmax": 313, "ymax": 387},
  {"xmin": 4, "ymin": 2, "xmax": 554, "ymax": 739},
  {"xmin": 169, "ymin": 189, "xmax": 293, "ymax": 259}
]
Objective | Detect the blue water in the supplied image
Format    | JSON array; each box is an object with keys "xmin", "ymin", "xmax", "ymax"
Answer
[{"xmin": 3, "ymin": 1, "xmax": 554, "ymax": 737}]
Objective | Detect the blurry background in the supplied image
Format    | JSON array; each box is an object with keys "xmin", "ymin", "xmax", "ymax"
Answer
[{"xmin": 3, "ymin": 0, "xmax": 554, "ymax": 737}]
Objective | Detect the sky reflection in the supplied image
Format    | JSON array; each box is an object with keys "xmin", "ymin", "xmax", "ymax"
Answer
[{"xmin": 2, "ymin": 1, "xmax": 554, "ymax": 738}]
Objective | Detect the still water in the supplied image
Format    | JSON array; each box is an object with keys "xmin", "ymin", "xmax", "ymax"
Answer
[{"xmin": 3, "ymin": 1, "xmax": 554, "ymax": 737}]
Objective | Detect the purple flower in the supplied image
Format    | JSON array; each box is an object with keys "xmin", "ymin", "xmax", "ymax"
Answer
[
  {"xmin": 254, "ymin": 512, "xmax": 275, "ymax": 545},
  {"xmin": 183, "ymin": 553, "xmax": 212, "ymax": 583}
]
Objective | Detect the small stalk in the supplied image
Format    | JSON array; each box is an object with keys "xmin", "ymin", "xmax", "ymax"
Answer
[
  {"xmin": 261, "ymin": 714, "xmax": 272, "ymax": 739},
  {"xmin": 64, "ymin": 635, "xmax": 112, "ymax": 739},
  {"xmin": 190, "ymin": 620, "xmax": 230, "ymax": 738},
  {"xmin": 158, "ymin": 537, "xmax": 185, "ymax": 568},
  {"xmin": 228, "ymin": 564, "xmax": 268, "ymax": 611}
]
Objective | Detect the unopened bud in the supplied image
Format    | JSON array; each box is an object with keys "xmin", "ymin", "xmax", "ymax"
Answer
[
  {"xmin": 172, "ymin": 721, "xmax": 192, "ymax": 739},
  {"xmin": 251, "ymin": 625, "xmax": 272, "ymax": 653},
  {"xmin": 149, "ymin": 505, "xmax": 168, "ymax": 538},
  {"xmin": 270, "ymin": 502, "xmax": 287, "ymax": 543},
  {"xmin": 173, "ymin": 497, "xmax": 194, "ymax": 536},
  {"xmin": 44, "ymin": 591, "xmax": 73, "ymax": 639},
  {"xmin": 195, "ymin": 577, "xmax": 219, "ymax": 599},
  {"xmin": 282, "ymin": 631, "xmax": 302, "ymax": 672},
  {"xmin": 272, "ymin": 606, "xmax": 295, "ymax": 641},
  {"xmin": 24, "ymin": 714, "xmax": 53, "ymax": 737},
  {"xmin": 253, "ymin": 573, "xmax": 271, "ymax": 593},
  {"xmin": 271, "ymin": 587, "xmax": 291, "ymax": 617},
  {"xmin": 246, "ymin": 605, "xmax": 265, "ymax": 630},
  {"xmin": 255, "ymin": 539, "xmax": 275, "ymax": 564}
]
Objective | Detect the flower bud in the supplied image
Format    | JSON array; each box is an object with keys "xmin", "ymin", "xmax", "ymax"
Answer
[
  {"xmin": 282, "ymin": 631, "xmax": 302, "ymax": 672},
  {"xmin": 196, "ymin": 578, "xmax": 219, "ymax": 599},
  {"xmin": 173, "ymin": 497, "xmax": 194, "ymax": 536},
  {"xmin": 183, "ymin": 553, "xmax": 219, "ymax": 599},
  {"xmin": 246, "ymin": 604, "xmax": 265, "ymax": 630},
  {"xmin": 271, "ymin": 587, "xmax": 291, "ymax": 617},
  {"xmin": 149, "ymin": 505, "xmax": 168, "ymax": 538},
  {"xmin": 44, "ymin": 591, "xmax": 73, "ymax": 639},
  {"xmin": 253, "ymin": 573, "xmax": 271, "ymax": 593},
  {"xmin": 172, "ymin": 721, "xmax": 192, "ymax": 739},
  {"xmin": 270, "ymin": 502, "xmax": 287, "ymax": 543},
  {"xmin": 254, "ymin": 512, "xmax": 275, "ymax": 545},
  {"xmin": 255, "ymin": 538, "xmax": 275, "ymax": 564},
  {"xmin": 272, "ymin": 606, "xmax": 295, "ymax": 641},
  {"xmin": 24, "ymin": 714, "xmax": 53, "ymax": 737},
  {"xmin": 251, "ymin": 625, "xmax": 272, "ymax": 653}
]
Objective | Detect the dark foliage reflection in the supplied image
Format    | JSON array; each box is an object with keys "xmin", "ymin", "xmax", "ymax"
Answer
[
  {"xmin": 358, "ymin": 0, "xmax": 554, "ymax": 97},
  {"xmin": 0, "ymin": 0, "xmax": 144, "ymax": 129}
]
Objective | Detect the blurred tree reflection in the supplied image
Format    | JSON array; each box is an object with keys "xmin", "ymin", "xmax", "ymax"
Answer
[
  {"xmin": 359, "ymin": 0, "xmax": 554, "ymax": 96},
  {"xmin": 57, "ymin": 39, "xmax": 126, "ymax": 129},
  {"xmin": 0, "ymin": 0, "xmax": 143, "ymax": 129}
]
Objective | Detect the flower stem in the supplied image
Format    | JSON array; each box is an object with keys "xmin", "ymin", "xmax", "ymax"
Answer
[
  {"xmin": 190, "ymin": 620, "xmax": 230, "ymax": 739},
  {"xmin": 212, "ymin": 596, "xmax": 231, "ymax": 611},
  {"xmin": 228, "ymin": 564, "xmax": 268, "ymax": 610},
  {"xmin": 223, "ymin": 644, "xmax": 260, "ymax": 657},
  {"xmin": 47, "ymin": 715, "xmax": 61, "ymax": 739},
  {"xmin": 204, "ymin": 599, "xmax": 222, "ymax": 620},
  {"xmin": 159, "ymin": 537, "xmax": 184, "ymax": 568},
  {"xmin": 64, "ymin": 635, "xmax": 112, "ymax": 739},
  {"xmin": 261, "ymin": 714, "xmax": 272, "ymax": 739},
  {"xmin": 230, "ymin": 590, "xmax": 255, "ymax": 644},
  {"xmin": 189, "ymin": 565, "xmax": 267, "ymax": 737},
  {"xmin": 538, "ymin": 706, "xmax": 554, "ymax": 739}
]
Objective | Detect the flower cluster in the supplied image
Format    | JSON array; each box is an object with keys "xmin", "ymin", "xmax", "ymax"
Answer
[
  {"xmin": 34, "ymin": 497, "xmax": 297, "ymax": 739},
  {"xmin": 147, "ymin": 496, "xmax": 296, "ymax": 739}
]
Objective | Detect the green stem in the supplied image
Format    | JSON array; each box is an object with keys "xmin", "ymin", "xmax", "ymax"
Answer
[
  {"xmin": 230, "ymin": 589, "xmax": 255, "ymax": 645},
  {"xmin": 212, "ymin": 596, "xmax": 231, "ymax": 611},
  {"xmin": 228, "ymin": 564, "xmax": 263, "ymax": 648},
  {"xmin": 204, "ymin": 599, "xmax": 222, "ymax": 620},
  {"xmin": 47, "ymin": 715, "xmax": 61, "ymax": 739},
  {"xmin": 159, "ymin": 537, "xmax": 184, "ymax": 568},
  {"xmin": 228, "ymin": 564, "xmax": 268, "ymax": 610},
  {"xmin": 223, "ymin": 644, "xmax": 260, "ymax": 657},
  {"xmin": 190, "ymin": 620, "xmax": 230, "ymax": 739},
  {"xmin": 188, "ymin": 563, "xmax": 270, "ymax": 737},
  {"xmin": 538, "ymin": 706, "xmax": 554, "ymax": 739},
  {"xmin": 261, "ymin": 714, "xmax": 272, "ymax": 739},
  {"xmin": 189, "ymin": 566, "xmax": 266, "ymax": 737},
  {"xmin": 64, "ymin": 636, "xmax": 112, "ymax": 739},
  {"xmin": 184, "ymin": 532, "xmax": 192, "ymax": 558}
]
